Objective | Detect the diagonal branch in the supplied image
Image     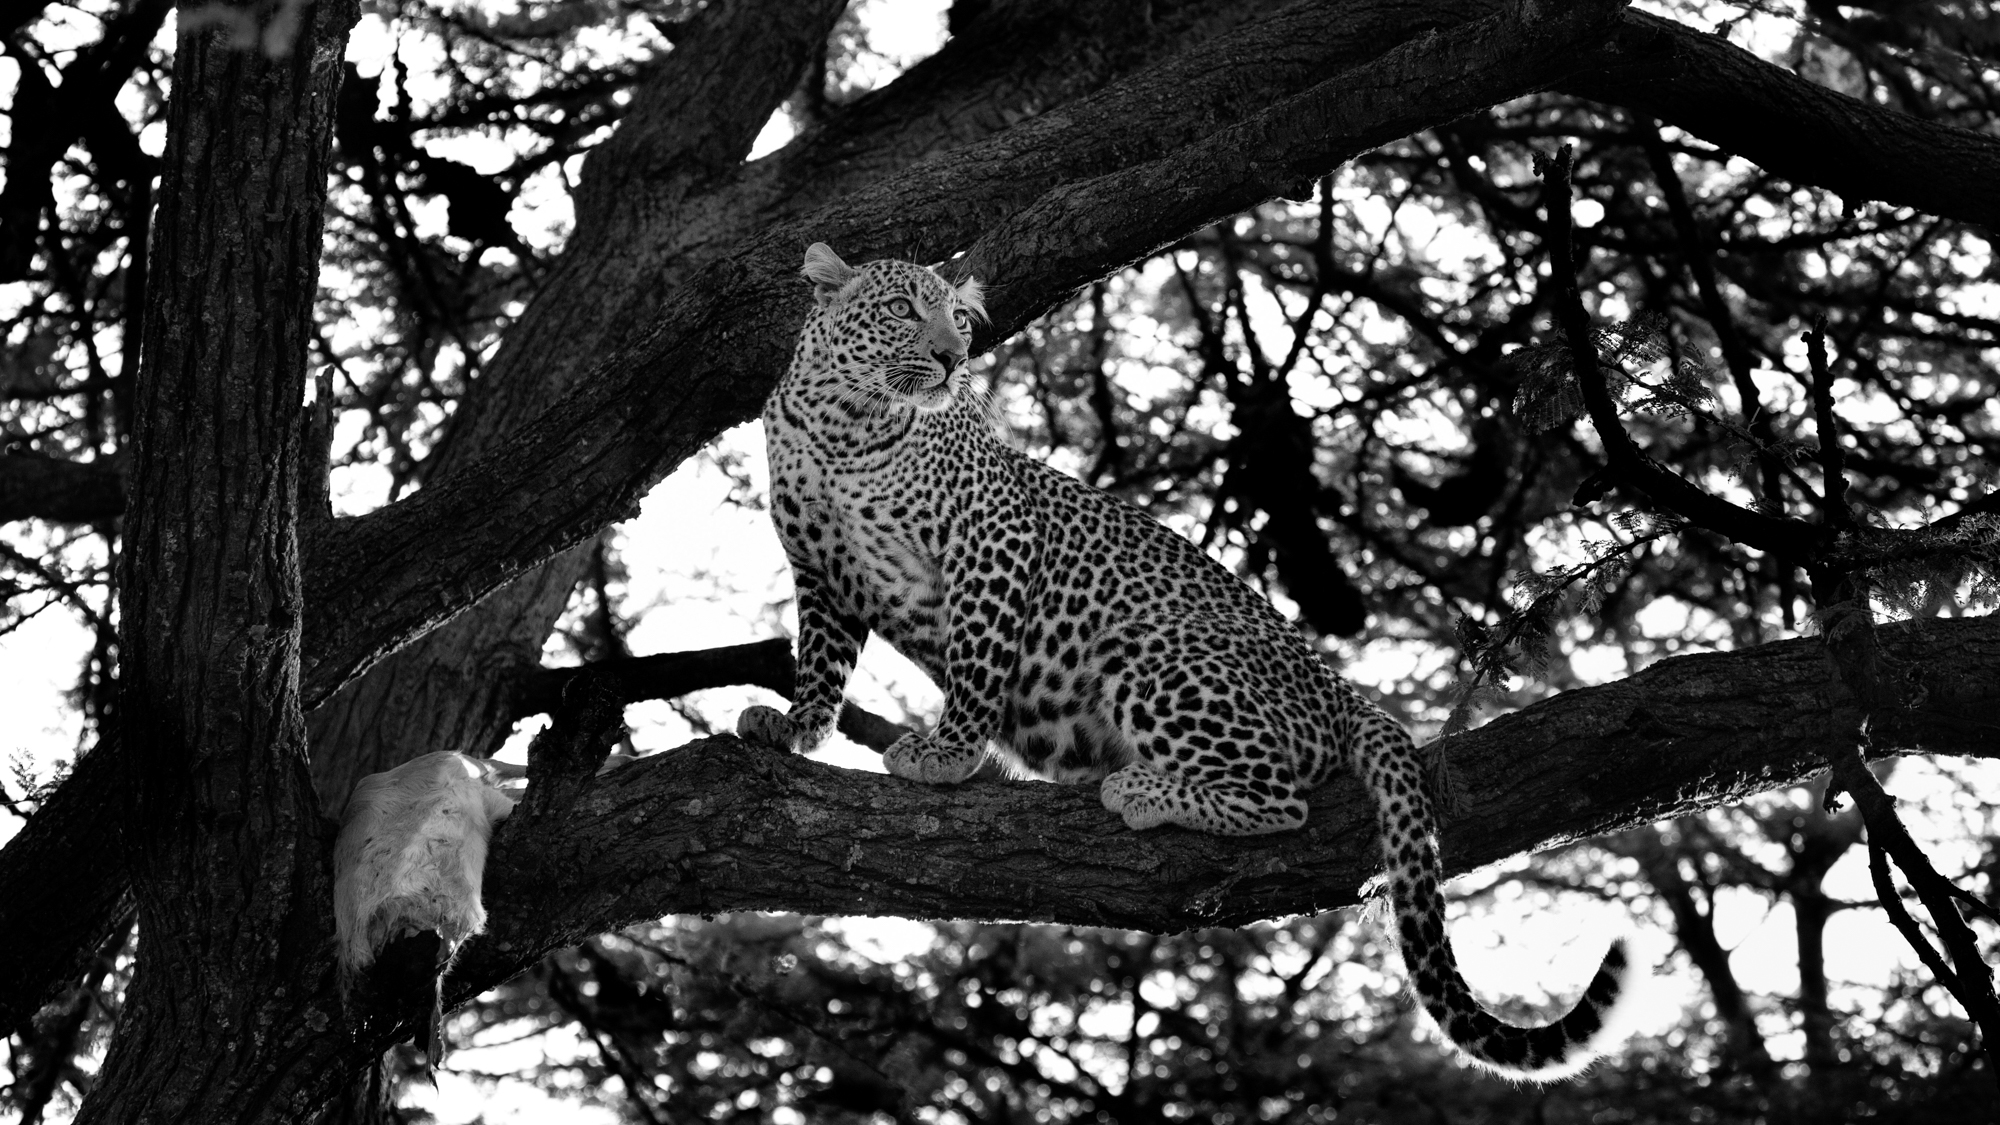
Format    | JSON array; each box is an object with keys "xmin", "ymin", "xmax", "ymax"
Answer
[
  {"xmin": 1537, "ymin": 143, "xmax": 1825, "ymax": 558},
  {"xmin": 1638, "ymin": 120, "xmax": 1791, "ymax": 518},
  {"xmin": 1561, "ymin": 9, "xmax": 2000, "ymax": 233},
  {"xmin": 1834, "ymin": 744, "xmax": 2000, "ymax": 1087}
]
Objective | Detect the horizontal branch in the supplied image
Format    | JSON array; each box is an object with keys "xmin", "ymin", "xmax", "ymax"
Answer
[
  {"xmin": 512, "ymin": 641, "xmax": 799, "ymax": 719},
  {"xmin": 454, "ymin": 613, "xmax": 2000, "ymax": 997},
  {"xmin": 514, "ymin": 641, "xmax": 912, "ymax": 751},
  {"xmin": 0, "ymin": 453, "xmax": 124, "ymax": 524}
]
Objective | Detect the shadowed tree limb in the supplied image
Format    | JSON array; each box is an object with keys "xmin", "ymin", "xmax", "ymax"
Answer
[
  {"xmin": 1804, "ymin": 320, "xmax": 1855, "ymax": 527},
  {"xmin": 514, "ymin": 640, "xmax": 911, "ymax": 752},
  {"xmin": 1638, "ymin": 120, "xmax": 1791, "ymax": 524},
  {"xmin": 1834, "ymin": 742, "xmax": 2000, "ymax": 1091},
  {"xmin": 1813, "ymin": 530, "xmax": 2000, "ymax": 1089},
  {"xmin": 1561, "ymin": 9, "xmax": 2000, "ymax": 234},
  {"xmin": 0, "ymin": 453, "xmax": 124, "ymax": 524},
  {"xmin": 1538, "ymin": 142, "xmax": 1824, "ymax": 558},
  {"xmin": 452, "ymin": 614, "xmax": 2000, "ymax": 999}
]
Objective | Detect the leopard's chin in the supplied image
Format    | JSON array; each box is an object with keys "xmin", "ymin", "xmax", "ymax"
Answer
[{"xmin": 908, "ymin": 381, "xmax": 955, "ymax": 413}]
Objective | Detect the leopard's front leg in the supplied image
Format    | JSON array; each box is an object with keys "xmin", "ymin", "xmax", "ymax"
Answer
[
  {"xmin": 738, "ymin": 565, "xmax": 866, "ymax": 756},
  {"xmin": 883, "ymin": 509, "xmax": 1034, "ymax": 785}
]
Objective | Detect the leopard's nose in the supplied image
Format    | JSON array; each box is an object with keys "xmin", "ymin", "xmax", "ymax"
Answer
[{"xmin": 932, "ymin": 348, "xmax": 964, "ymax": 373}]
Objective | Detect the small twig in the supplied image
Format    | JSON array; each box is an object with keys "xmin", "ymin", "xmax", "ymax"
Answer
[
  {"xmin": 1445, "ymin": 521, "xmax": 1681, "ymax": 735},
  {"xmin": 0, "ymin": 539, "xmax": 108, "ymax": 631},
  {"xmin": 1803, "ymin": 318, "xmax": 1855, "ymax": 528},
  {"xmin": 1867, "ymin": 837, "xmax": 1959, "ymax": 993},
  {"xmin": 1944, "ymin": 879, "xmax": 2000, "ymax": 927}
]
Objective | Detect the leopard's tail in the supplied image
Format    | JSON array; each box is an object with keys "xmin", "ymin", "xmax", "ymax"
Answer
[{"xmin": 1351, "ymin": 703, "xmax": 1643, "ymax": 1080}]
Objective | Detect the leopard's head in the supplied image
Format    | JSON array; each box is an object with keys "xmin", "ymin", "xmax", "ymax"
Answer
[{"xmin": 795, "ymin": 243, "xmax": 986, "ymax": 414}]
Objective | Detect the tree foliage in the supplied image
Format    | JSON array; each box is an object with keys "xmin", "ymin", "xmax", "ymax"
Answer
[{"xmin": 1, "ymin": 0, "xmax": 1997, "ymax": 1121}]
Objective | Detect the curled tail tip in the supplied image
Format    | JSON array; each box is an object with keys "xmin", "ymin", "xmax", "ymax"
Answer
[{"xmin": 1448, "ymin": 933, "xmax": 1654, "ymax": 1082}]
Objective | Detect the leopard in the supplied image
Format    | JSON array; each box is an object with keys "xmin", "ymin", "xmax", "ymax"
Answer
[{"xmin": 736, "ymin": 242, "xmax": 1641, "ymax": 1079}]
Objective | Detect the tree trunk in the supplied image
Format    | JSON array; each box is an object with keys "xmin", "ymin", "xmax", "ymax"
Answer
[{"xmin": 78, "ymin": 2, "xmax": 358, "ymax": 1119}]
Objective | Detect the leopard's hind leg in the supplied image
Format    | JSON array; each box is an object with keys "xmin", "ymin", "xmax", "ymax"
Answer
[{"xmin": 1092, "ymin": 614, "xmax": 1309, "ymax": 837}]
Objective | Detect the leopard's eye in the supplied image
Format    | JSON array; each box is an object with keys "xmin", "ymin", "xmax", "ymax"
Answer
[
  {"xmin": 952, "ymin": 309, "xmax": 973, "ymax": 333},
  {"xmin": 886, "ymin": 296, "xmax": 918, "ymax": 319}
]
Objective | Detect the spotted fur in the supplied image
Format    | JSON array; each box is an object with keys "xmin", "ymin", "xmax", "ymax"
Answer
[{"xmin": 737, "ymin": 243, "xmax": 1639, "ymax": 1079}]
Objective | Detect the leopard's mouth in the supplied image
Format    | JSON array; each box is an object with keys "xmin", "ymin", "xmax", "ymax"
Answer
[
  {"xmin": 910, "ymin": 377, "xmax": 954, "ymax": 413},
  {"xmin": 884, "ymin": 362, "xmax": 957, "ymax": 413}
]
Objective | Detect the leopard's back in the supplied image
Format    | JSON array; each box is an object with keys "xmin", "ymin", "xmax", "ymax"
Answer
[{"xmin": 986, "ymin": 458, "xmax": 1351, "ymax": 789}]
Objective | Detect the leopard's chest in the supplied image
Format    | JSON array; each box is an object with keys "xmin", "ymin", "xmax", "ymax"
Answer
[{"xmin": 771, "ymin": 441, "xmax": 952, "ymax": 670}]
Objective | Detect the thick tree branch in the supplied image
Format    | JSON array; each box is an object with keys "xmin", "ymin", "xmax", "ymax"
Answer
[
  {"xmin": 513, "ymin": 641, "xmax": 912, "ymax": 752},
  {"xmin": 512, "ymin": 641, "xmax": 799, "ymax": 719},
  {"xmin": 423, "ymin": 0, "xmax": 851, "ymax": 471},
  {"xmin": 0, "ymin": 452, "xmax": 124, "ymax": 524},
  {"xmin": 449, "ymin": 614, "xmax": 2000, "ymax": 998},
  {"xmin": 0, "ymin": 737, "xmax": 130, "ymax": 1029},
  {"xmin": 1562, "ymin": 9, "xmax": 2000, "ymax": 234},
  {"xmin": 77, "ymin": 0, "xmax": 356, "ymax": 1116}
]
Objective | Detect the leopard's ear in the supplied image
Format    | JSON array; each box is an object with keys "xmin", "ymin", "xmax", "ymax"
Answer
[
  {"xmin": 802, "ymin": 243, "xmax": 858, "ymax": 306},
  {"xmin": 953, "ymin": 274, "xmax": 987, "ymax": 323}
]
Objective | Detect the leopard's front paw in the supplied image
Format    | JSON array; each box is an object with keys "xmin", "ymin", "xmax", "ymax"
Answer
[
  {"xmin": 735, "ymin": 704, "xmax": 792, "ymax": 749},
  {"xmin": 883, "ymin": 733, "xmax": 982, "ymax": 785},
  {"xmin": 736, "ymin": 704, "xmax": 832, "ymax": 755},
  {"xmin": 1100, "ymin": 765, "xmax": 1174, "ymax": 830}
]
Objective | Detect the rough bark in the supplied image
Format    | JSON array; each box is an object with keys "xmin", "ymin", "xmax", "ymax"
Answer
[{"xmin": 75, "ymin": 1, "xmax": 356, "ymax": 1120}]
